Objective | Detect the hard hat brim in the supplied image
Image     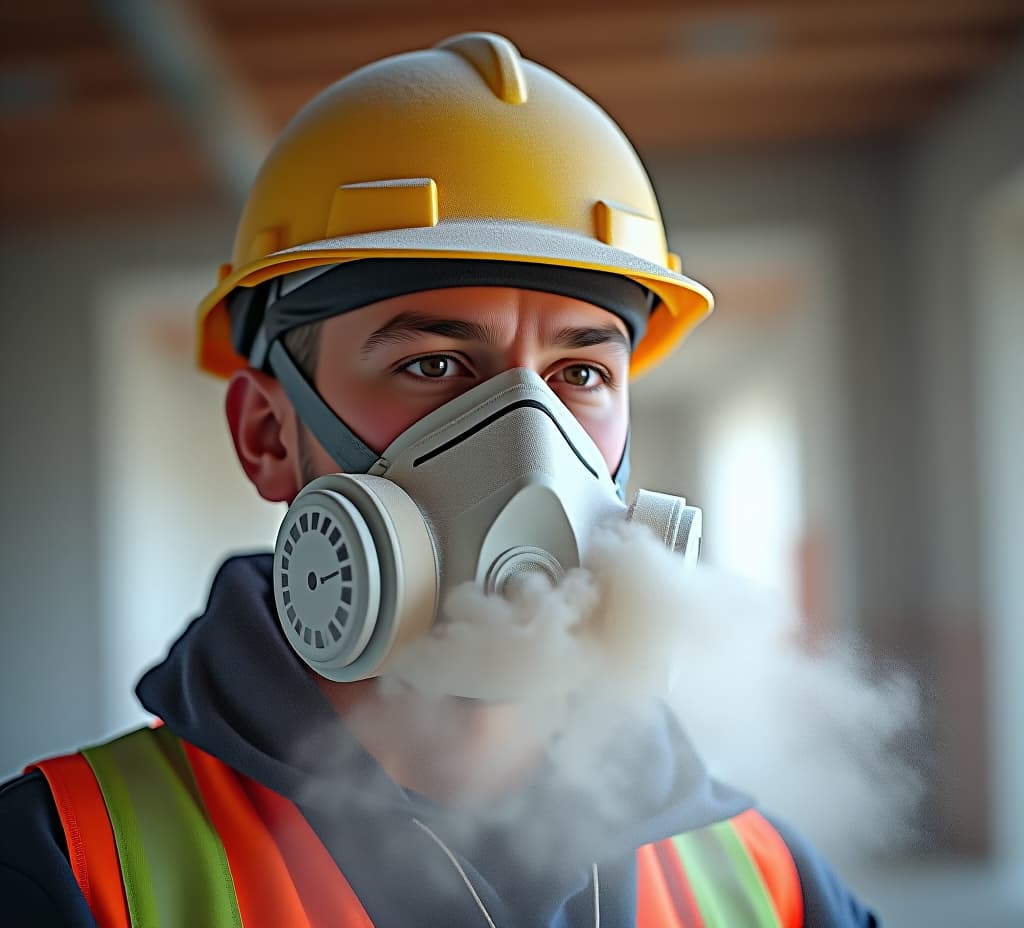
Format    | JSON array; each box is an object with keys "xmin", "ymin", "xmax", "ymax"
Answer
[{"xmin": 197, "ymin": 220, "xmax": 713, "ymax": 379}]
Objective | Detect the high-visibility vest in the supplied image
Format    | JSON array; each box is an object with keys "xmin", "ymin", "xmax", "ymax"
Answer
[{"xmin": 30, "ymin": 727, "xmax": 803, "ymax": 927}]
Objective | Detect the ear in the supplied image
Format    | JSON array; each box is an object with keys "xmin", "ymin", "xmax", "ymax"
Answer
[{"xmin": 225, "ymin": 368, "xmax": 303, "ymax": 503}]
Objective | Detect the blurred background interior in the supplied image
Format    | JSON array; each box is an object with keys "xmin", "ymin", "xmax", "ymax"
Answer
[{"xmin": 2, "ymin": 2, "xmax": 1023, "ymax": 924}]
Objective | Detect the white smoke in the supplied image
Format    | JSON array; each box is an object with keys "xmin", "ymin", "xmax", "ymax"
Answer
[{"xmin": 384, "ymin": 520, "xmax": 921, "ymax": 858}]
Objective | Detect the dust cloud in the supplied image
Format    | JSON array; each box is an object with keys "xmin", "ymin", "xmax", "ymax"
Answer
[{"xmin": 384, "ymin": 520, "xmax": 921, "ymax": 858}]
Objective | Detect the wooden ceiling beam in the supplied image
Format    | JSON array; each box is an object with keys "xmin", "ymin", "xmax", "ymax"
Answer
[
  {"xmin": 0, "ymin": 150, "xmax": 222, "ymax": 223},
  {"xmin": 3, "ymin": 75, "xmax": 947, "ymax": 222},
  {"xmin": 0, "ymin": 175, "xmax": 213, "ymax": 215},
  {"xmin": 560, "ymin": 36, "xmax": 1003, "ymax": 98},
  {"xmin": 1, "ymin": 48, "xmax": 148, "ymax": 107},
  {"xmin": 252, "ymin": 33, "xmax": 995, "ymax": 134},
  {"xmin": 0, "ymin": 0, "xmax": 99, "ymax": 33},
  {"xmin": 4, "ymin": 0, "xmax": 1021, "ymax": 226},
  {"xmin": 7, "ymin": 4, "xmax": 1017, "ymax": 114},
  {"xmin": 1, "ymin": 149, "xmax": 214, "ymax": 207},
  {"xmin": 199, "ymin": 0, "xmax": 1024, "ymax": 28},
  {"xmin": 1, "ymin": 99, "xmax": 192, "ymax": 157},
  {"xmin": 626, "ymin": 84, "xmax": 952, "ymax": 149},
  {"xmin": 203, "ymin": 0, "xmax": 1024, "ymax": 62},
  {"xmin": 0, "ymin": 3, "xmax": 118, "ymax": 67},
  {"xmin": 217, "ymin": 21, "xmax": 1014, "ymax": 96},
  {"xmin": 253, "ymin": 74, "xmax": 955, "ymax": 148}
]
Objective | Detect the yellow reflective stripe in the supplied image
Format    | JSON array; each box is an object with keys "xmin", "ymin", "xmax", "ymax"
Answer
[
  {"xmin": 83, "ymin": 727, "xmax": 243, "ymax": 927},
  {"xmin": 671, "ymin": 820, "xmax": 781, "ymax": 928}
]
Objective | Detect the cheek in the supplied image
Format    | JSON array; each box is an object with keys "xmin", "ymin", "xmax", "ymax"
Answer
[
  {"xmin": 308, "ymin": 377, "xmax": 431, "ymax": 474},
  {"xmin": 349, "ymin": 405, "xmax": 423, "ymax": 455},
  {"xmin": 593, "ymin": 419, "xmax": 630, "ymax": 475},
  {"xmin": 575, "ymin": 396, "xmax": 630, "ymax": 475}
]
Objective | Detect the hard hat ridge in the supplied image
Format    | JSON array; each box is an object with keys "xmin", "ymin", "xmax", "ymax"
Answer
[{"xmin": 437, "ymin": 33, "xmax": 529, "ymax": 105}]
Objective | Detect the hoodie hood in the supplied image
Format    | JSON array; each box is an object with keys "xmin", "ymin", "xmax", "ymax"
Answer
[{"xmin": 137, "ymin": 553, "xmax": 750, "ymax": 927}]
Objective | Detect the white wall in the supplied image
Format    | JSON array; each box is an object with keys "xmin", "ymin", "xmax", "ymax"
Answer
[
  {"xmin": 649, "ymin": 143, "xmax": 922, "ymax": 644},
  {"xmin": 908, "ymin": 38, "xmax": 1024, "ymax": 853},
  {"xmin": 0, "ymin": 221, "xmax": 235, "ymax": 778},
  {"xmin": 911, "ymin": 42, "xmax": 1024, "ymax": 631},
  {"xmin": 974, "ymin": 172, "xmax": 1024, "ymax": 878},
  {"xmin": 95, "ymin": 270, "xmax": 283, "ymax": 734},
  {"xmin": 630, "ymin": 227, "xmax": 842, "ymax": 619}
]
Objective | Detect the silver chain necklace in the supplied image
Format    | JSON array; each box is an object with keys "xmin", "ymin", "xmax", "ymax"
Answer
[{"xmin": 412, "ymin": 818, "xmax": 601, "ymax": 928}]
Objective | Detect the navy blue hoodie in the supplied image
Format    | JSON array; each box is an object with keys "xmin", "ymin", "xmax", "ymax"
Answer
[{"xmin": 1, "ymin": 554, "xmax": 879, "ymax": 926}]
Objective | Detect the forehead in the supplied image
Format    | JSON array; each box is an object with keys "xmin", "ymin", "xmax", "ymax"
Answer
[{"xmin": 319, "ymin": 285, "xmax": 631, "ymax": 344}]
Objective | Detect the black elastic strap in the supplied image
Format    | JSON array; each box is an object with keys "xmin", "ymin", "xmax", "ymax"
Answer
[
  {"xmin": 269, "ymin": 338, "xmax": 629, "ymax": 495},
  {"xmin": 232, "ymin": 258, "xmax": 653, "ymax": 364},
  {"xmin": 268, "ymin": 341, "xmax": 379, "ymax": 474}
]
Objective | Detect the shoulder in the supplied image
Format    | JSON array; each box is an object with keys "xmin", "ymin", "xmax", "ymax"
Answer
[
  {"xmin": 0, "ymin": 769, "xmax": 96, "ymax": 926},
  {"xmin": 766, "ymin": 815, "xmax": 880, "ymax": 928}
]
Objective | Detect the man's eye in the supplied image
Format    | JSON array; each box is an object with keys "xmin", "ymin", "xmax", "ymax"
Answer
[
  {"xmin": 402, "ymin": 355, "xmax": 461, "ymax": 379},
  {"xmin": 560, "ymin": 364, "xmax": 603, "ymax": 387}
]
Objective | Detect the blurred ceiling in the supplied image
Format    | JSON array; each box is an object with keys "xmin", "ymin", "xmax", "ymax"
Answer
[{"xmin": 2, "ymin": 0, "xmax": 1023, "ymax": 227}]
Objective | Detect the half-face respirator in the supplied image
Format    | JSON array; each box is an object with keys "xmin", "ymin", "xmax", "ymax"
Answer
[{"xmin": 273, "ymin": 368, "xmax": 701, "ymax": 696}]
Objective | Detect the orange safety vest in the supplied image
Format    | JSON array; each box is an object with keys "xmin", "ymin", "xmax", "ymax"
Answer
[{"xmin": 31, "ymin": 727, "xmax": 803, "ymax": 927}]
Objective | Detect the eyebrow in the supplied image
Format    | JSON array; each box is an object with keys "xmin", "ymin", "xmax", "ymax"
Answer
[
  {"xmin": 360, "ymin": 312, "xmax": 502, "ymax": 358},
  {"xmin": 552, "ymin": 323, "xmax": 631, "ymax": 356},
  {"xmin": 360, "ymin": 310, "xmax": 631, "ymax": 358}
]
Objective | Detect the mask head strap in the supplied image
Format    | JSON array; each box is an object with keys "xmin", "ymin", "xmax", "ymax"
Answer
[
  {"xmin": 267, "ymin": 340, "xmax": 379, "ymax": 474},
  {"xmin": 231, "ymin": 258, "xmax": 654, "ymax": 369}
]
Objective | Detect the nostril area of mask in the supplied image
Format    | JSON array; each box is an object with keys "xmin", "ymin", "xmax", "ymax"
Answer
[{"xmin": 486, "ymin": 546, "xmax": 564, "ymax": 598}]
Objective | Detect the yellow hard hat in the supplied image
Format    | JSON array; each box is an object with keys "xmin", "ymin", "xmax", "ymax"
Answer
[{"xmin": 196, "ymin": 32, "xmax": 713, "ymax": 379}]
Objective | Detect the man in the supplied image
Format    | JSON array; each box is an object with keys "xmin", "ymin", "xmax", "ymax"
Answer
[{"xmin": 0, "ymin": 33, "xmax": 878, "ymax": 925}]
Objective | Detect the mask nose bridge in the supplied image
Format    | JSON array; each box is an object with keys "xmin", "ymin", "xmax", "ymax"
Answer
[
  {"xmin": 376, "ymin": 366, "xmax": 602, "ymax": 473},
  {"xmin": 411, "ymin": 396, "xmax": 601, "ymax": 480}
]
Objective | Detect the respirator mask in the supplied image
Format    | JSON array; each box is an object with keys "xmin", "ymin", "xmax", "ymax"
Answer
[{"xmin": 272, "ymin": 366, "xmax": 702, "ymax": 696}]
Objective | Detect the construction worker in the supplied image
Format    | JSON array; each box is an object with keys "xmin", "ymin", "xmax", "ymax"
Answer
[{"xmin": 0, "ymin": 34, "xmax": 879, "ymax": 926}]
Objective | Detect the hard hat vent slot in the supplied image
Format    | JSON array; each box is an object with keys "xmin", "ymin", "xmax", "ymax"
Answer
[
  {"xmin": 327, "ymin": 178, "xmax": 439, "ymax": 238},
  {"xmin": 247, "ymin": 226, "xmax": 283, "ymax": 264},
  {"xmin": 594, "ymin": 200, "xmax": 666, "ymax": 265}
]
